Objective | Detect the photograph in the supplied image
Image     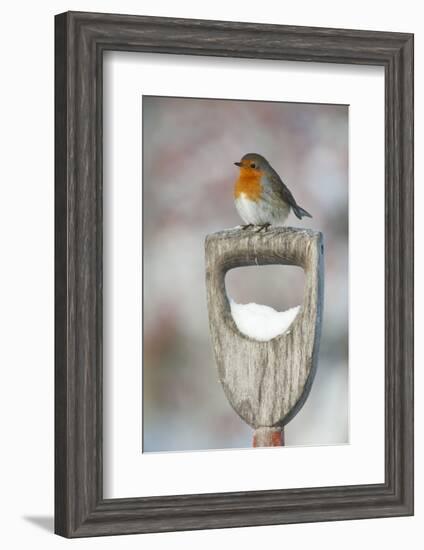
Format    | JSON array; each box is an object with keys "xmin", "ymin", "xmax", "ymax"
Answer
[
  {"xmin": 0, "ymin": 1, "xmax": 416, "ymax": 545},
  {"xmin": 142, "ymin": 95, "xmax": 349, "ymax": 452}
]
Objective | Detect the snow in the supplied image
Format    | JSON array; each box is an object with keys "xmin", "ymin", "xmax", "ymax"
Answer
[{"xmin": 229, "ymin": 299, "xmax": 300, "ymax": 342}]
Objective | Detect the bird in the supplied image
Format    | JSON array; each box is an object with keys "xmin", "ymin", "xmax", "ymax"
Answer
[{"xmin": 233, "ymin": 153, "xmax": 312, "ymax": 231}]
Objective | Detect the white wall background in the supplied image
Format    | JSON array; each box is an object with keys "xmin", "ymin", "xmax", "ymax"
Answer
[{"xmin": 0, "ymin": 1, "xmax": 420, "ymax": 548}]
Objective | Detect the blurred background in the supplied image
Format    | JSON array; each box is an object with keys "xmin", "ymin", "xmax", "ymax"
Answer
[{"xmin": 142, "ymin": 96, "xmax": 348, "ymax": 452}]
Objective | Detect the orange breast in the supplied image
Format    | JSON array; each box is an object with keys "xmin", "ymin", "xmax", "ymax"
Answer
[{"xmin": 234, "ymin": 169, "xmax": 263, "ymax": 201}]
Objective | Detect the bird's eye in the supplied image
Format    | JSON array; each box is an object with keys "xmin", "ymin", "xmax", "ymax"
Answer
[{"xmin": 250, "ymin": 163, "xmax": 256, "ymax": 169}]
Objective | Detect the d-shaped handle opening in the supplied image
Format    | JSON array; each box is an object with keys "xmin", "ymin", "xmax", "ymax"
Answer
[
  {"xmin": 205, "ymin": 227, "xmax": 323, "ymax": 345},
  {"xmin": 225, "ymin": 265, "xmax": 305, "ymax": 342}
]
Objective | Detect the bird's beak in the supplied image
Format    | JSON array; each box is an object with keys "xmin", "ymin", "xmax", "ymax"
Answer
[{"xmin": 234, "ymin": 162, "xmax": 242, "ymax": 167}]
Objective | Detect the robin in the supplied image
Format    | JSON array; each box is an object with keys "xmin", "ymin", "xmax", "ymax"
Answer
[{"xmin": 234, "ymin": 153, "xmax": 312, "ymax": 231}]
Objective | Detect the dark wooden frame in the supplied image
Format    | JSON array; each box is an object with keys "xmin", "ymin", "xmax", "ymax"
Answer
[{"xmin": 55, "ymin": 11, "xmax": 414, "ymax": 538}]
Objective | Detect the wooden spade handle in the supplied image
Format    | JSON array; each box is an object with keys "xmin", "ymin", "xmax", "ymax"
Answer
[{"xmin": 205, "ymin": 227, "xmax": 324, "ymax": 439}]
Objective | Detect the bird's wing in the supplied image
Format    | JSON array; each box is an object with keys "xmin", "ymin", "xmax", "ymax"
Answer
[{"xmin": 265, "ymin": 170, "xmax": 299, "ymax": 209}]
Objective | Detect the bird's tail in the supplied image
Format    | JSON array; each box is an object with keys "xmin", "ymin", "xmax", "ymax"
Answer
[{"xmin": 293, "ymin": 205, "xmax": 312, "ymax": 219}]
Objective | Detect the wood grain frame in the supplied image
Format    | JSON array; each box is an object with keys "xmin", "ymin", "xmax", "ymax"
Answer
[{"xmin": 55, "ymin": 11, "xmax": 414, "ymax": 538}]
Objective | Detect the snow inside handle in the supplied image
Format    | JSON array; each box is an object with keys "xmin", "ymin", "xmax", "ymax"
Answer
[{"xmin": 205, "ymin": 227, "xmax": 324, "ymax": 447}]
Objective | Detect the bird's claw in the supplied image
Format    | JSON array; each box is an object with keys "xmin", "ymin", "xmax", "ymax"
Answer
[
  {"xmin": 255, "ymin": 223, "xmax": 271, "ymax": 232},
  {"xmin": 241, "ymin": 224, "xmax": 254, "ymax": 230}
]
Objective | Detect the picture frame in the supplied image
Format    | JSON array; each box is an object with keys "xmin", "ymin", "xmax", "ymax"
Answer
[{"xmin": 54, "ymin": 11, "xmax": 414, "ymax": 538}]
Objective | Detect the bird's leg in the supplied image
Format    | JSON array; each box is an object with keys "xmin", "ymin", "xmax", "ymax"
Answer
[
  {"xmin": 255, "ymin": 223, "xmax": 271, "ymax": 232},
  {"xmin": 241, "ymin": 224, "xmax": 254, "ymax": 230}
]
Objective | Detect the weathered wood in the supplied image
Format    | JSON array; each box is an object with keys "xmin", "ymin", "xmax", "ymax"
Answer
[
  {"xmin": 253, "ymin": 427, "xmax": 284, "ymax": 447},
  {"xmin": 205, "ymin": 227, "xmax": 324, "ymax": 432}
]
